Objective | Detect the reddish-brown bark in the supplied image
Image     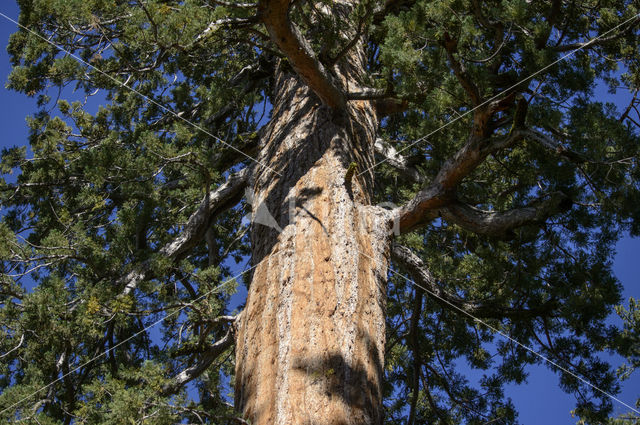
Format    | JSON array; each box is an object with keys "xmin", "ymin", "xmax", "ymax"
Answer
[{"xmin": 234, "ymin": 55, "xmax": 394, "ymax": 423}]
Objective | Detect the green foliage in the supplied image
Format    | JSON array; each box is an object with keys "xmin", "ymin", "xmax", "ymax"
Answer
[
  {"xmin": 616, "ymin": 298, "xmax": 640, "ymax": 379},
  {"xmin": 0, "ymin": 0, "xmax": 639, "ymax": 424},
  {"xmin": 604, "ymin": 298, "xmax": 640, "ymax": 424}
]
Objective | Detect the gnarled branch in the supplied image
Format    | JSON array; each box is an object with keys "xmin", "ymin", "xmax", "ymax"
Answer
[
  {"xmin": 121, "ymin": 166, "xmax": 251, "ymax": 295},
  {"xmin": 161, "ymin": 167, "xmax": 252, "ymax": 258},
  {"xmin": 440, "ymin": 192, "xmax": 572, "ymax": 239}
]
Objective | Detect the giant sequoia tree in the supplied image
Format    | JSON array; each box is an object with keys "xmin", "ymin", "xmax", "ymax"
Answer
[{"xmin": 1, "ymin": 0, "xmax": 640, "ymax": 423}]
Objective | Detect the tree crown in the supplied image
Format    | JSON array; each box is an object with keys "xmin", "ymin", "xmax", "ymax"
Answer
[{"xmin": 1, "ymin": 0, "xmax": 640, "ymax": 423}]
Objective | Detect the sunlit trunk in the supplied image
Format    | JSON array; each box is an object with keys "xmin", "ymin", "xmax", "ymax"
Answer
[{"xmin": 235, "ymin": 50, "xmax": 393, "ymax": 423}]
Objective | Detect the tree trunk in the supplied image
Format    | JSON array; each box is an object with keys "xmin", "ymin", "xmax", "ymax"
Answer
[{"xmin": 235, "ymin": 58, "xmax": 393, "ymax": 423}]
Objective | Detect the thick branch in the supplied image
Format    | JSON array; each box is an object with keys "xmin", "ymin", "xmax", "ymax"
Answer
[
  {"xmin": 391, "ymin": 244, "xmax": 557, "ymax": 319},
  {"xmin": 121, "ymin": 167, "xmax": 251, "ymax": 295},
  {"xmin": 258, "ymin": 0, "xmax": 345, "ymax": 108},
  {"xmin": 441, "ymin": 192, "xmax": 572, "ymax": 239},
  {"xmin": 396, "ymin": 130, "xmax": 525, "ymax": 233}
]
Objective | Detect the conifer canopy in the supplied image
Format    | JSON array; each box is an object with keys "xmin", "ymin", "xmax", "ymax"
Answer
[{"xmin": 1, "ymin": 1, "xmax": 640, "ymax": 424}]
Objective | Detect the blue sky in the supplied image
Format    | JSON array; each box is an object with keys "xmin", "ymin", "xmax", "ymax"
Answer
[{"xmin": 0, "ymin": 2, "xmax": 638, "ymax": 423}]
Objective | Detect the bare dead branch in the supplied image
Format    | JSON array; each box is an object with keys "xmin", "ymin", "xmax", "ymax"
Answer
[
  {"xmin": 194, "ymin": 16, "xmax": 259, "ymax": 45},
  {"xmin": 208, "ymin": 0, "xmax": 257, "ymax": 8},
  {"xmin": 0, "ymin": 334, "xmax": 25, "ymax": 359},
  {"xmin": 521, "ymin": 128, "xmax": 586, "ymax": 163},
  {"xmin": 374, "ymin": 138, "xmax": 425, "ymax": 184}
]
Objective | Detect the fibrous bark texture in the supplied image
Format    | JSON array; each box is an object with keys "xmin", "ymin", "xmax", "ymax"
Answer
[
  {"xmin": 235, "ymin": 62, "xmax": 393, "ymax": 424},
  {"xmin": 233, "ymin": 2, "xmax": 397, "ymax": 422}
]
